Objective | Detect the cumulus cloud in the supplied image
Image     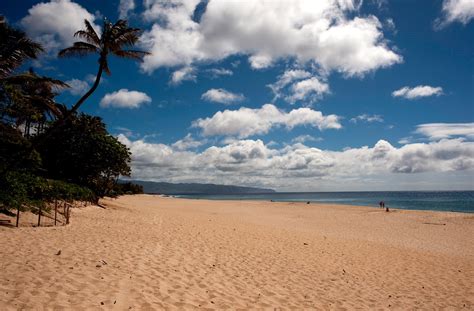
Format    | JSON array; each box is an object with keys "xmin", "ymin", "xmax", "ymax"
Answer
[
  {"xmin": 20, "ymin": 0, "xmax": 100, "ymax": 54},
  {"xmin": 100, "ymin": 89, "xmax": 152, "ymax": 108},
  {"xmin": 192, "ymin": 104, "xmax": 341, "ymax": 138},
  {"xmin": 201, "ymin": 88, "xmax": 245, "ymax": 104},
  {"xmin": 64, "ymin": 78, "xmax": 90, "ymax": 96},
  {"xmin": 268, "ymin": 70, "xmax": 329, "ymax": 104},
  {"xmin": 170, "ymin": 66, "xmax": 196, "ymax": 85},
  {"xmin": 286, "ymin": 77, "xmax": 330, "ymax": 104},
  {"xmin": 139, "ymin": 0, "xmax": 402, "ymax": 76},
  {"xmin": 350, "ymin": 114, "xmax": 384, "ymax": 123},
  {"xmin": 172, "ymin": 134, "xmax": 205, "ymax": 151},
  {"xmin": 269, "ymin": 70, "xmax": 312, "ymax": 96},
  {"xmin": 436, "ymin": 0, "xmax": 474, "ymax": 27},
  {"xmin": 118, "ymin": 135, "xmax": 474, "ymax": 191},
  {"xmin": 392, "ymin": 85, "xmax": 443, "ymax": 99},
  {"xmin": 119, "ymin": 0, "xmax": 136, "ymax": 19},
  {"xmin": 415, "ymin": 123, "xmax": 474, "ymax": 140}
]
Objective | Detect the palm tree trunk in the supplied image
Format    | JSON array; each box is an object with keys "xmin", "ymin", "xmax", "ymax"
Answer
[
  {"xmin": 29, "ymin": 56, "xmax": 105, "ymax": 150},
  {"xmin": 68, "ymin": 57, "xmax": 104, "ymax": 115}
]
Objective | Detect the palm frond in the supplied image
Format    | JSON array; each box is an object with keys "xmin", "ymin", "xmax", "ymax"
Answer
[
  {"xmin": 58, "ymin": 42, "xmax": 99, "ymax": 58},
  {"xmin": 111, "ymin": 29, "xmax": 142, "ymax": 48},
  {"xmin": 5, "ymin": 73, "xmax": 68, "ymax": 89},
  {"xmin": 74, "ymin": 30, "xmax": 100, "ymax": 46},
  {"xmin": 84, "ymin": 20, "xmax": 100, "ymax": 44},
  {"xmin": 0, "ymin": 19, "xmax": 43, "ymax": 78},
  {"xmin": 74, "ymin": 20, "xmax": 100, "ymax": 46},
  {"xmin": 112, "ymin": 49, "xmax": 150, "ymax": 61},
  {"xmin": 113, "ymin": 19, "xmax": 128, "ymax": 30},
  {"xmin": 102, "ymin": 58, "xmax": 111, "ymax": 75}
]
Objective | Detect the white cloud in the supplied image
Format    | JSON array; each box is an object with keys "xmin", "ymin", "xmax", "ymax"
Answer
[
  {"xmin": 115, "ymin": 126, "xmax": 136, "ymax": 138},
  {"xmin": 268, "ymin": 70, "xmax": 329, "ymax": 104},
  {"xmin": 398, "ymin": 137, "xmax": 413, "ymax": 145},
  {"xmin": 436, "ymin": 0, "xmax": 474, "ymax": 27},
  {"xmin": 64, "ymin": 78, "xmax": 90, "ymax": 96},
  {"xmin": 172, "ymin": 134, "xmax": 205, "ymax": 151},
  {"xmin": 286, "ymin": 77, "xmax": 330, "ymax": 104},
  {"xmin": 170, "ymin": 66, "xmax": 196, "ymax": 85},
  {"xmin": 118, "ymin": 135, "xmax": 474, "ymax": 191},
  {"xmin": 100, "ymin": 89, "xmax": 152, "ymax": 108},
  {"xmin": 119, "ymin": 0, "xmax": 136, "ymax": 19},
  {"xmin": 292, "ymin": 135, "xmax": 323, "ymax": 143},
  {"xmin": 201, "ymin": 88, "xmax": 245, "ymax": 105},
  {"xmin": 415, "ymin": 123, "xmax": 474, "ymax": 140},
  {"xmin": 192, "ymin": 104, "xmax": 341, "ymax": 138},
  {"xmin": 385, "ymin": 18, "xmax": 397, "ymax": 33},
  {"xmin": 392, "ymin": 85, "xmax": 443, "ymax": 99},
  {"xmin": 85, "ymin": 74, "xmax": 98, "ymax": 84},
  {"xmin": 139, "ymin": 0, "xmax": 402, "ymax": 76},
  {"xmin": 350, "ymin": 114, "xmax": 384, "ymax": 123},
  {"xmin": 206, "ymin": 68, "xmax": 233, "ymax": 79},
  {"xmin": 20, "ymin": 0, "xmax": 100, "ymax": 54},
  {"xmin": 231, "ymin": 60, "xmax": 241, "ymax": 68},
  {"xmin": 269, "ymin": 70, "xmax": 312, "ymax": 96},
  {"xmin": 372, "ymin": 0, "xmax": 388, "ymax": 9}
]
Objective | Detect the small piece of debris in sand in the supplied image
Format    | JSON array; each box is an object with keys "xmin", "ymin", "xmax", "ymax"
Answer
[
  {"xmin": 55, "ymin": 250, "xmax": 61, "ymax": 256},
  {"xmin": 303, "ymin": 243, "xmax": 309, "ymax": 245},
  {"xmin": 96, "ymin": 264, "xmax": 102, "ymax": 268},
  {"xmin": 100, "ymin": 302, "xmax": 104, "ymax": 305}
]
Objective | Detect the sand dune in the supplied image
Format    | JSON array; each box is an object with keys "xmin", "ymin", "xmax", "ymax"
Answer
[{"xmin": 1, "ymin": 195, "xmax": 473, "ymax": 309}]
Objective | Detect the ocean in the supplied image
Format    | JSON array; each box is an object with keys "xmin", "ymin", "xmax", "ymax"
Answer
[{"xmin": 176, "ymin": 191, "xmax": 474, "ymax": 213}]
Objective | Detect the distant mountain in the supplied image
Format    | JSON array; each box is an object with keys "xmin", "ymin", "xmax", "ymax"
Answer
[{"xmin": 124, "ymin": 180, "xmax": 275, "ymax": 195}]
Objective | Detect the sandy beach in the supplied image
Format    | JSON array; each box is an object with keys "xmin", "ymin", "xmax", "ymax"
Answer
[{"xmin": 1, "ymin": 195, "xmax": 473, "ymax": 309}]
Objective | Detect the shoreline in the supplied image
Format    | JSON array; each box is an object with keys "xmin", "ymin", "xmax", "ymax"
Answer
[
  {"xmin": 1, "ymin": 194, "xmax": 473, "ymax": 309},
  {"xmin": 171, "ymin": 194, "xmax": 474, "ymax": 214}
]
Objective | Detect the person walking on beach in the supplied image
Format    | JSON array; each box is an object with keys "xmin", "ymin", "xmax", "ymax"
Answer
[{"xmin": 379, "ymin": 200, "xmax": 389, "ymax": 211}]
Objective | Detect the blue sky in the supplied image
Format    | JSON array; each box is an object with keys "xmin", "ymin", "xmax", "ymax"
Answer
[{"xmin": 3, "ymin": 0, "xmax": 474, "ymax": 191}]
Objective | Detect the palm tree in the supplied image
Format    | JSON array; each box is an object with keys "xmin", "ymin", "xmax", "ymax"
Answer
[
  {"xmin": 58, "ymin": 18, "xmax": 149, "ymax": 115},
  {"xmin": 4, "ymin": 69, "xmax": 69, "ymax": 135},
  {"xmin": 0, "ymin": 16, "xmax": 43, "ymax": 79}
]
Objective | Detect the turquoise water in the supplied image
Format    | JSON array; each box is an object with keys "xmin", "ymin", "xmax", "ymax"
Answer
[{"xmin": 176, "ymin": 191, "xmax": 474, "ymax": 213}]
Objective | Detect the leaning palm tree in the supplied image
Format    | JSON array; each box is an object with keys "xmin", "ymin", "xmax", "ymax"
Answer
[
  {"xmin": 0, "ymin": 16, "xmax": 43, "ymax": 79},
  {"xmin": 58, "ymin": 18, "xmax": 150, "ymax": 115}
]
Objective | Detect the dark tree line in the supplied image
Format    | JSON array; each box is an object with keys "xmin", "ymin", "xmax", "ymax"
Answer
[{"xmin": 0, "ymin": 16, "xmax": 146, "ymax": 226}]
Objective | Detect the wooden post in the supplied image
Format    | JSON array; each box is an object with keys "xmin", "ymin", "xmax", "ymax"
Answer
[
  {"xmin": 16, "ymin": 207, "xmax": 20, "ymax": 227},
  {"xmin": 66, "ymin": 204, "xmax": 70, "ymax": 225},
  {"xmin": 54, "ymin": 200, "xmax": 58, "ymax": 226},
  {"xmin": 37, "ymin": 206, "xmax": 42, "ymax": 227}
]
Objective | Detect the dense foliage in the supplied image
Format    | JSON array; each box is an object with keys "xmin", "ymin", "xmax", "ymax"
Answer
[
  {"xmin": 0, "ymin": 17, "xmax": 145, "ymax": 225},
  {"xmin": 112, "ymin": 182, "xmax": 144, "ymax": 196},
  {"xmin": 36, "ymin": 114, "xmax": 132, "ymax": 201}
]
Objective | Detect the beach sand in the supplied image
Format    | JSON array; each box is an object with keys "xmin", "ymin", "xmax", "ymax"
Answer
[{"xmin": 1, "ymin": 194, "xmax": 473, "ymax": 309}]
